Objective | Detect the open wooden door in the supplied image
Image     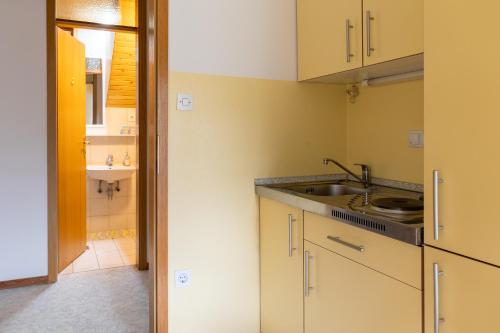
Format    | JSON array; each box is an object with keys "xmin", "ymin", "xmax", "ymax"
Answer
[{"xmin": 57, "ymin": 28, "xmax": 87, "ymax": 272}]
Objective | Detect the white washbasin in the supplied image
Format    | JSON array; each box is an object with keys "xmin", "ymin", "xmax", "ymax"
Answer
[{"xmin": 87, "ymin": 165, "xmax": 136, "ymax": 183}]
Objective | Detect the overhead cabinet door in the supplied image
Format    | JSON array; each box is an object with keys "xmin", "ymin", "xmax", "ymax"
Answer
[
  {"xmin": 304, "ymin": 241, "xmax": 422, "ymax": 333},
  {"xmin": 298, "ymin": 0, "xmax": 362, "ymax": 80},
  {"xmin": 424, "ymin": 246, "xmax": 500, "ymax": 333},
  {"xmin": 424, "ymin": 0, "xmax": 500, "ymax": 266},
  {"xmin": 363, "ymin": 0, "xmax": 423, "ymax": 66},
  {"xmin": 260, "ymin": 198, "xmax": 303, "ymax": 333}
]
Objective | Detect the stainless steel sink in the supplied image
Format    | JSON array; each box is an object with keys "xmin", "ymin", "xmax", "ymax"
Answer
[{"xmin": 285, "ymin": 183, "xmax": 369, "ymax": 196}]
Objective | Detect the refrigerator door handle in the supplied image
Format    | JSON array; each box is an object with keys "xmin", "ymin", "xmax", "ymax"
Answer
[{"xmin": 433, "ymin": 170, "xmax": 444, "ymax": 240}]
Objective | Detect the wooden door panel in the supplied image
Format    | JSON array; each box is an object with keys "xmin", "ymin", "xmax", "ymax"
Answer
[
  {"xmin": 424, "ymin": 246, "xmax": 500, "ymax": 333},
  {"xmin": 424, "ymin": 0, "xmax": 500, "ymax": 266},
  {"xmin": 305, "ymin": 241, "xmax": 421, "ymax": 333},
  {"xmin": 260, "ymin": 198, "xmax": 303, "ymax": 333},
  {"xmin": 57, "ymin": 28, "xmax": 87, "ymax": 272},
  {"xmin": 298, "ymin": 0, "xmax": 362, "ymax": 80}
]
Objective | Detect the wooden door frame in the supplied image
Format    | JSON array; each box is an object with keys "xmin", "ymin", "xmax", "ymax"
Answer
[{"xmin": 46, "ymin": 0, "xmax": 168, "ymax": 331}]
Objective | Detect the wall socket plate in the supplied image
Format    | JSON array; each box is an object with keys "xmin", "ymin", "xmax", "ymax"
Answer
[
  {"xmin": 408, "ymin": 130, "xmax": 424, "ymax": 148},
  {"xmin": 175, "ymin": 269, "xmax": 192, "ymax": 288},
  {"xmin": 177, "ymin": 93, "xmax": 193, "ymax": 111},
  {"xmin": 128, "ymin": 110, "xmax": 136, "ymax": 122}
]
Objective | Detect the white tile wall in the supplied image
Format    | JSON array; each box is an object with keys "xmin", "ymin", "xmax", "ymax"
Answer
[
  {"xmin": 86, "ymin": 175, "xmax": 137, "ymax": 233},
  {"xmin": 87, "ymin": 136, "xmax": 136, "ymax": 166},
  {"xmin": 85, "ymin": 107, "xmax": 137, "ymax": 234}
]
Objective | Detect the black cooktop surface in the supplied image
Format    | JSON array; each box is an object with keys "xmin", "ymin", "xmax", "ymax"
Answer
[{"xmin": 371, "ymin": 197, "xmax": 423, "ymax": 212}]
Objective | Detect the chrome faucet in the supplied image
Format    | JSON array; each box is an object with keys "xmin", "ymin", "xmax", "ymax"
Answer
[
  {"xmin": 106, "ymin": 154, "xmax": 114, "ymax": 167},
  {"xmin": 323, "ymin": 158, "xmax": 371, "ymax": 188}
]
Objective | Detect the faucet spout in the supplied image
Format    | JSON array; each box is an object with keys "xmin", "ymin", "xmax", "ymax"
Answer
[{"xmin": 323, "ymin": 158, "xmax": 371, "ymax": 188}]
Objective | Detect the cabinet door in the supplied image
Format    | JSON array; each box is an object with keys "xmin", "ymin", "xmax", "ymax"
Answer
[
  {"xmin": 298, "ymin": 0, "xmax": 362, "ymax": 81},
  {"xmin": 363, "ymin": 0, "xmax": 423, "ymax": 66},
  {"xmin": 304, "ymin": 241, "xmax": 421, "ymax": 333},
  {"xmin": 424, "ymin": 246, "xmax": 500, "ymax": 333},
  {"xmin": 260, "ymin": 198, "xmax": 303, "ymax": 333},
  {"xmin": 424, "ymin": 0, "xmax": 500, "ymax": 266}
]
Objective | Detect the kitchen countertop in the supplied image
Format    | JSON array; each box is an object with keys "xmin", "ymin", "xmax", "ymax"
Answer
[{"xmin": 255, "ymin": 174, "xmax": 424, "ymax": 246}]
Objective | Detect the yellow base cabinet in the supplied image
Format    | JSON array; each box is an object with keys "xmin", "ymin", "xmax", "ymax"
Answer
[
  {"xmin": 363, "ymin": 0, "xmax": 423, "ymax": 66},
  {"xmin": 297, "ymin": 0, "xmax": 362, "ymax": 80},
  {"xmin": 424, "ymin": 246, "xmax": 500, "ymax": 333},
  {"xmin": 304, "ymin": 241, "xmax": 422, "ymax": 333},
  {"xmin": 259, "ymin": 198, "xmax": 303, "ymax": 333}
]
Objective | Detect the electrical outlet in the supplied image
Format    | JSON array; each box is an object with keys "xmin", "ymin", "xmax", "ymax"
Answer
[{"xmin": 175, "ymin": 269, "xmax": 192, "ymax": 288}]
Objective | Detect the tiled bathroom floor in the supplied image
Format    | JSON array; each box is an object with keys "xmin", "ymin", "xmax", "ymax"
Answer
[{"xmin": 60, "ymin": 237, "xmax": 137, "ymax": 275}]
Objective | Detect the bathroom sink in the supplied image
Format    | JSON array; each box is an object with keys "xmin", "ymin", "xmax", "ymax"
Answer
[
  {"xmin": 86, "ymin": 165, "xmax": 136, "ymax": 183},
  {"xmin": 285, "ymin": 183, "xmax": 370, "ymax": 196}
]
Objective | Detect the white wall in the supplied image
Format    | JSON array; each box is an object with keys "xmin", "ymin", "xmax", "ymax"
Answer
[
  {"xmin": 169, "ymin": 0, "xmax": 298, "ymax": 81},
  {"xmin": 0, "ymin": 0, "xmax": 48, "ymax": 281}
]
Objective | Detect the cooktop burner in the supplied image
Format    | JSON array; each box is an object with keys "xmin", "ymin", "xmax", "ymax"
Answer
[{"xmin": 371, "ymin": 197, "xmax": 423, "ymax": 215}]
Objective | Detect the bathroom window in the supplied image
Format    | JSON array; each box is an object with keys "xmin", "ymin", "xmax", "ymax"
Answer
[{"xmin": 56, "ymin": 0, "xmax": 137, "ymax": 27}]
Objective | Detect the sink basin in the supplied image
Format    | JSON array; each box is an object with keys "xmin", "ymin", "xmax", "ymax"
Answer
[
  {"xmin": 87, "ymin": 165, "xmax": 136, "ymax": 183},
  {"xmin": 285, "ymin": 183, "xmax": 369, "ymax": 196}
]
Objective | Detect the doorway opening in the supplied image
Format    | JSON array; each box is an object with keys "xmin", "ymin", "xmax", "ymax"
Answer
[
  {"xmin": 47, "ymin": 0, "xmax": 168, "ymax": 330},
  {"xmin": 56, "ymin": 26, "xmax": 141, "ymax": 275}
]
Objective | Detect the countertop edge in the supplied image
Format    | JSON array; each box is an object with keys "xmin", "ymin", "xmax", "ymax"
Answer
[{"xmin": 255, "ymin": 174, "xmax": 423, "ymax": 193}]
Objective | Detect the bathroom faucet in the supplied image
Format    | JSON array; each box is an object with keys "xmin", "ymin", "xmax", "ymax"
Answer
[
  {"xmin": 323, "ymin": 158, "xmax": 371, "ymax": 188},
  {"xmin": 106, "ymin": 154, "xmax": 114, "ymax": 167}
]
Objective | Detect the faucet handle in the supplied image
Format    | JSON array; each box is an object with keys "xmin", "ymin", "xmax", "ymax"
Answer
[
  {"xmin": 354, "ymin": 163, "xmax": 371, "ymax": 185},
  {"xmin": 354, "ymin": 163, "xmax": 369, "ymax": 170}
]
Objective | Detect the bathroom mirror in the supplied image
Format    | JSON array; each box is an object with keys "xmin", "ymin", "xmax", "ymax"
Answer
[
  {"xmin": 86, "ymin": 73, "xmax": 104, "ymax": 125},
  {"xmin": 76, "ymin": 30, "xmax": 115, "ymax": 128}
]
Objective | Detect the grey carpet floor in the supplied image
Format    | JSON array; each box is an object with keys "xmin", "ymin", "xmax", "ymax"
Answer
[{"xmin": 0, "ymin": 267, "xmax": 149, "ymax": 333}]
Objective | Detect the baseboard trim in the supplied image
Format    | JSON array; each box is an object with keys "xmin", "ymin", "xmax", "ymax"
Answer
[{"xmin": 0, "ymin": 276, "xmax": 49, "ymax": 290}]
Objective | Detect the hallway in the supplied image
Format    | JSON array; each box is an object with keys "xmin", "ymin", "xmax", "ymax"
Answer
[{"xmin": 0, "ymin": 267, "xmax": 148, "ymax": 333}]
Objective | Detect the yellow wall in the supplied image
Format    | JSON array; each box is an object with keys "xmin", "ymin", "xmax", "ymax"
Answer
[
  {"xmin": 168, "ymin": 71, "xmax": 346, "ymax": 333},
  {"xmin": 346, "ymin": 80, "xmax": 424, "ymax": 183}
]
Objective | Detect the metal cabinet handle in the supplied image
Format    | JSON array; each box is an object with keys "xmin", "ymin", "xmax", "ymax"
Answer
[
  {"xmin": 433, "ymin": 170, "xmax": 444, "ymax": 240},
  {"xmin": 304, "ymin": 251, "xmax": 313, "ymax": 296},
  {"xmin": 345, "ymin": 19, "xmax": 354, "ymax": 62},
  {"xmin": 366, "ymin": 10, "xmax": 375, "ymax": 57},
  {"xmin": 327, "ymin": 235, "xmax": 365, "ymax": 252},
  {"xmin": 288, "ymin": 214, "xmax": 296, "ymax": 257},
  {"xmin": 433, "ymin": 263, "xmax": 445, "ymax": 332}
]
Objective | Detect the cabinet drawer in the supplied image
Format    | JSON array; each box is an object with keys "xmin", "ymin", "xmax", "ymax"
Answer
[
  {"xmin": 304, "ymin": 212, "xmax": 422, "ymax": 289},
  {"xmin": 305, "ymin": 241, "xmax": 422, "ymax": 333}
]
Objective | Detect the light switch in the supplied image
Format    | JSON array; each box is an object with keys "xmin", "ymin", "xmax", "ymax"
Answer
[
  {"xmin": 408, "ymin": 130, "xmax": 424, "ymax": 148},
  {"xmin": 177, "ymin": 93, "xmax": 193, "ymax": 111}
]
